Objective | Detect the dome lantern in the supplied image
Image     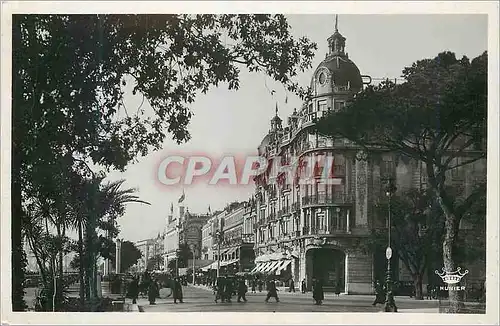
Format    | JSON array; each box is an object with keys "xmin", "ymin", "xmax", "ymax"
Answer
[{"xmin": 327, "ymin": 15, "xmax": 347, "ymax": 58}]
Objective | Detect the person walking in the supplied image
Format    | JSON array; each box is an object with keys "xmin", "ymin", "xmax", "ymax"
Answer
[
  {"xmin": 251, "ymin": 279, "xmax": 256, "ymax": 293},
  {"xmin": 148, "ymin": 279, "xmax": 159, "ymax": 305},
  {"xmin": 265, "ymin": 279, "xmax": 280, "ymax": 303},
  {"xmin": 301, "ymin": 278, "xmax": 307, "ymax": 294},
  {"xmin": 237, "ymin": 277, "xmax": 248, "ymax": 303},
  {"xmin": 215, "ymin": 276, "xmax": 225, "ymax": 303},
  {"xmin": 335, "ymin": 279, "xmax": 341, "ymax": 296},
  {"xmin": 372, "ymin": 280, "xmax": 385, "ymax": 306},
  {"xmin": 289, "ymin": 278, "xmax": 295, "ymax": 293},
  {"xmin": 128, "ymin": 276, "xmax": 139, "ymax": 304},
  {"xmin": 172, "ymin": 277, "xmax": 184, "ymax": 304},
  {"xmin": 224, "ymin": 277, "xmax": 234, "ymax": 303},
  {"xmin": 258, "ymin": 279, "xmax": 263, "ymax": 292},
  {"xmin": 312, "ymin": 278, "xmax": 324, "ymax": 305}
]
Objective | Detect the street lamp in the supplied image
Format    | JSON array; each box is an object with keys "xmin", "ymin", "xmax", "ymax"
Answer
[
  {"xmin": 216, "ymin": 230, "xmax": 222, "ymax": 278},
  {"xmin": 384, "ymin": 177, "xmax": 398, "ymax": 312},
  {"xmin": 190, "ymin": 244, "xmax": 196, "ymax": 285}
]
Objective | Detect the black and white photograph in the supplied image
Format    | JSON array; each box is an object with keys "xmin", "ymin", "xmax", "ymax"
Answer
[{"xmin": 1, "ymin": 1, "xmax": 499, "ymax": 325}]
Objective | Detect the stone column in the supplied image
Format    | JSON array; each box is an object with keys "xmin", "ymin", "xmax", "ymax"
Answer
[
  {"xmin": 346, "ymin": 250, "xmax": 373, "ymax": 294},
  {"xmin": 355, "ymin": 150, "xmax": 369, "ymax": 227},
  {"xmin": 115, "ymin": 239, "xmax": 122, "ymax": 274}
]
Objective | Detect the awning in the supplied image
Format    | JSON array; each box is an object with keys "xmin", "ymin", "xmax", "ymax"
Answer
[
  {"xmin": 221, "ymin": 259, "xmax": 238, "ymax": 267},
  {"xmin": 254, "ymin": 262, "xmax": 269, "ymax": 273},
  {"xmin": 225, "ymin": 247, "xmax": 238, "ymax": 259},
  {"xmin": 275, "ymin": 260, "xmax": 292, "ymax": 274},
  {"xmin": 264, "ymin": 261, "xmax": 281, "ymax": 274}
]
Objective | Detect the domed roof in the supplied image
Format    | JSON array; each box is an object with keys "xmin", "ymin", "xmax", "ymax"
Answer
[
  {"xmin": 312, "ymin": 56, "xmax": 363, "ymax": 92},
  {"xmin": 258, "ymin": 133, "xmax": 271, "ymax": 154},
  {"xmin": 310, "ymin": 16, "xmax": 363, "ymax": 93}
]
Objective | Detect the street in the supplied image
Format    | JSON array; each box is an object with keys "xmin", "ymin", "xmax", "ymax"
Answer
[{"xmin": 139, "ymin": 285, "xmax": 439, "ymax": 313}]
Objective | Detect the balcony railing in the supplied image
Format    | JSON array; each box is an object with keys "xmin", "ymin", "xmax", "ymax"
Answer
[
  {"xmin": 292, "ymin": 202, "xmax": 301, "ymax": 212},
  {"xmin": 302, "ymin": 193, "xmax": 351, "ymax": 206}
]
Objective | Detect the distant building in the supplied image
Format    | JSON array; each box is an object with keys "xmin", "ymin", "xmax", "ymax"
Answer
[
  {"xmin": 135, "ymin": 234, "xmax": 165, "ymax": 271},
  {"xmin": 178, "ymin": 210, "xmax": 211, "ymax": 259}
]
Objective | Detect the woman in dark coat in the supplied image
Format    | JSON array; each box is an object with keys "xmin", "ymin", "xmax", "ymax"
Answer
[
  {"xmin": 301, "ymin": 278, "xmax": 307, "ymax": 293},
  {"xmin": 335, "ymin": 279, "xmax": 342, "ymax": 296},
  {"xmin": 172, "ymin": 277, "xmax": 184, "ymax": 304},
  {"xmin": 224, "ymin": 277, "xmax": 234, "ymax": 302},
  {"xmin": 264, "ymin": 279, "xmax": 280, "ymax": 303},
  {"xmin": 372, "ymin": 280, "xmax": 385, "ymax": 306},
  {"xmin": 251, "ymin": 279, "xmax": 256, "ymax": 293},
  {"xmin": 312, "ymin": 278, "xmax": 324, "ymax": 305},
  {"xmin": 128, "ymin": 277, "xmax": 140, "ymax": 304},
  {"xmin": 148, "ymin": 280, "xmax": 159, "ymax": 305},
  {"xmin": 215, "ymin": 277, "xmax": 225, "ymax": 303}
]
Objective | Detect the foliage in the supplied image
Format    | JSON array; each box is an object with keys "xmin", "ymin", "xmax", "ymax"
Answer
[
  {"xmin": 147, "ymin": 254, "xmax": 164, "ymax": 271},
  {"xmin": 177, "ymin": 242, "xmax": 194, "ymax": 268},
  {"xmin": 368, "ymin": 188, "xmax": 444, "ymax": 299},
  {"xmin": 12, "ymin": 14, "xmax": 316, "ymax": 310},
  {"xmin": 109, "ymin": 240, "xmax": 143, "ymax": 272},
  {"xmin": 316, "ymin": 51, "xmax": 487, "ymax": 311}
]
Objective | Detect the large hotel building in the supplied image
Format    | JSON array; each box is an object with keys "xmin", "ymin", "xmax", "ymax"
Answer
[{"xmin": 168, "ymin": 18, "xmax": 486, "ymax": 295}]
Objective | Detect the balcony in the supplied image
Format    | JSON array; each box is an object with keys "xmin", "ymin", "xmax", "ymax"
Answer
[
  {"xmin": 268, "ymin": 213, "xmax": 277, "ymax": 223},
  {"xmin": 282, "ymin": 206, "xmax": 290, "ymax": 215},
  {"xmin": 302, "ymin": 193, "xmax": 351, "ymax": 206},
  {"xmin": 292, "ymin": 202, "xmax": 301, "ymax": 212}
]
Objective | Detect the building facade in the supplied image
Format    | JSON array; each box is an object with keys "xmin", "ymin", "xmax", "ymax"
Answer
[
  {"xmin": 135, "ymin": 234, "xmax": 165, "ymax": 271},
  {"xmin": 250, "ymin": 20, "xmax": 486, "ymax": 294},
  {"xmin": 163, "ymin": 203, "xmax": 185, "ymax": 269},
  {"xmin": 178, "ymin": 210, "xmax": 211, "ymax": 259}
]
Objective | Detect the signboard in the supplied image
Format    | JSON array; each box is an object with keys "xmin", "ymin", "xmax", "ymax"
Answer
[{"xmin": 385, "ymin": 247, "xmax": 392, "ymax": 260}]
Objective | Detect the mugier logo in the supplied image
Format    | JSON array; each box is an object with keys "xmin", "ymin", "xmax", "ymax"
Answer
[{"xmin": 435, "ymin": 267, "xmax": 468, "ymax": 291}]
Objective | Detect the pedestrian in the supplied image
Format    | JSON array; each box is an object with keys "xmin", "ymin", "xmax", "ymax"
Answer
[
  {"xmin": 265, "ymin": 279, "xmax": 280, "ymax": 303},
  {"xmin": 312, "ymin": 278, "xmax": 324, "ymax": 305},
  {"xmin": 172, "ymin": 277, "xmax": 184, "ymax": 304},
  {"xmin": 237, "ymin": 277, "xmax": 248, "ymax": 303},
  {"xmin": 258, "ymin": 279, "xmax": 263, "ymax": 292},
  {"xmin": 372, "ymin": 280, "xmax": 385, "ymax": 306},
  {"xmin": 224, "ymin": 276, "xmax": 234, "ymax": 302},
  {"xmin": 335, "ymin": 279, "xmax": 341, "ymax": 296},
  {"xmin": 148, "ymin": 279, "xmax": 159, "ymax": 305},
  {"xmin": 301, "ymin": 278, "xmax": 307, "ymax": 294},
  {"xmin": 289, "ymin": 278, "xmax": 295, "ymax": 292},
  {"xmin": 128, "ymin": 276, "xmax": 139, "ymax": 304},
  {"xmin": 215, "ymin": 276, "xmax": 225, "ymax": 303},
  {"xmin": 251, "ymin": 279, "xmax": 256, "ymax": 293}
]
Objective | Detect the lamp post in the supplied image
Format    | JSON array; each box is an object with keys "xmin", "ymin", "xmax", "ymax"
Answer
[
  {"xmin": 216, "ymin": 230, "xmax": 222, "ymax": 278},
  {"xmin": 190, "ymin": 244, "xmax": 196, "ymax": 285},
  {"xmin": 384, "ymin": 177, "xmax": 398, "ymax": 312}
]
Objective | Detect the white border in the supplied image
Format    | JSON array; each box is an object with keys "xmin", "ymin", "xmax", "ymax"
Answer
[{"xmin": 1, "ymin": 1, "xmax": 499, "ymax": 325}]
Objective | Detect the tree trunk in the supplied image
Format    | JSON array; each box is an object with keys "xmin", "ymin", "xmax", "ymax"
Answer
[
  {"xmin": 11, "ymin": 146, "xmax": 27, "ymax": 311},
  {"xmin": 11, "ymin": 12, "xmax": 27, "ymax": 313},
  {"xmin": 443, "ymin": 210, "xmax": 461, "ymax": 313},
  {"xmin": 413, "ymin": 274, "xmax": 424, "ymax": 300},
  {"xmin": 78, "ymin": 218, "xmax": 85, "ymax": 308}
]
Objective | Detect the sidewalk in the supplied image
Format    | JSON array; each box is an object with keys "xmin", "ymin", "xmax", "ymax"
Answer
[{"xmin": 189, "ymin": 284, "xmax": 439, "ymax": 303}]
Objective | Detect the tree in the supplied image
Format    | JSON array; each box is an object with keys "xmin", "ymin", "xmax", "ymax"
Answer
[
  {"xmin": 369, "ymin": 189, "xmax": 444, "ymax": 300},
  {"xmin": 108, "ymin": 240, "xmax": 143, "ymax": 273},
  {"xmin": 147, "ymin": 254, "xmax": 164, "ymax": 271},
  {"xmin": 177, "ymin": 243, "xmax": 194, "ymax": 268},
  {"xmin": 316, "ymin": 51, "xmax": 487, "ymax": 312},
  {"xmin": 12, "ymin": 14, "xmax": 316, "ymax": 310}
]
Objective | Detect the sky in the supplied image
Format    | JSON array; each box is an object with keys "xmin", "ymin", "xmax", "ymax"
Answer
[{"xmin": 106, "ymin": 14, "xmax": 488, "ymax": 242}]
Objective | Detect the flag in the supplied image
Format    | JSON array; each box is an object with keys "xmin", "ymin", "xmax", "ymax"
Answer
[
  {"xmin": 170, "ymin": 203, "xmax": 174, "ymax": 213},
  {"xmin": 178, "ymin": 189, "xmax": 185, "ymax": 203},
  {"xmin": 208, "ymin": 205, "xmax": 212, "ymax": 214}
]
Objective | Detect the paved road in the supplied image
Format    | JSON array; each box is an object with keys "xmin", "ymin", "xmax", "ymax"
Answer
[{"xmin": 140, "ymin": 285, "xmax": 440, "ymax": 313}]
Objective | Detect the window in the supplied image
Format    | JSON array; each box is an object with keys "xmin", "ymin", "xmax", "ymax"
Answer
[
  {"xmin": 318, "ymin": 100, "xmax": 327, "ymax": 112},
  {"xmin": 335, "ymin": 100, "xmax": 345, "ymax": 111},
  {"xmin": 381, "ymin": 158, "xmax": 395, "ymax": 177}
]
